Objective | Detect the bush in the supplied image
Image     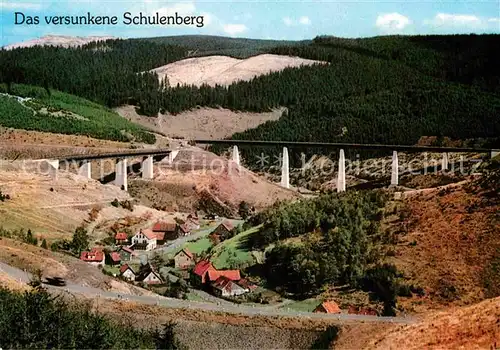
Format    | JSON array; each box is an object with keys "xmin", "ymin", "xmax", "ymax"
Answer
[
  {"xmin": 0, "ymin": 286, "xmax": 184, "ymax": 348},
  {"xmin": 397, "ymin": 284, "xmax": 413, "ymax": 297},
  {"xmin": 0, "ymin": 190, "xmax": 10, "ymax": 201},
  {"xmin": 120, "ymin": 200, "xmax": 134, "ymax": 211}
]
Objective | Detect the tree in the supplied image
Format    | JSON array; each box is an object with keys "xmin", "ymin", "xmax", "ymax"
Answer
[
  {"xmin": 153, "ymin": 322, "xmax": 185, "ymax": 350},
  {"xmin": 71, "ymin": 227, "xmax": 89, "ymax": 256},
  {"xmin": 150, "ymin": 252, "xmax": 165, "ymax": 271},
  {"xmin": 40, "ymin": 239, "xmax": 48, "ymax": 249},
  {"xmin": 238, "ymin": 201, "xmax": 251, "ymax": 219}
]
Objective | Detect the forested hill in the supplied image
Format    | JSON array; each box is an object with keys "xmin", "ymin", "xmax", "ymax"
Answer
[
  {"xmin": 1, "ymin": 34, "xmax": 499, "ymax": 157},
  {"xmin": 140, "ymin": 35, "xmax": 309, "ymax": 58}
]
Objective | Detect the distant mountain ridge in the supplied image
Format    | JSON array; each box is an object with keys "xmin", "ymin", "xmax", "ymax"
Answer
[{"xmin": 3, "ymin": 35, "xmax": 117, "ymax": 50}]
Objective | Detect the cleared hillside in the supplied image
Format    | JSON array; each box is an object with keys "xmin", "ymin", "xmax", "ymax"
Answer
[
  {"xmin": 3, "ymin": 35, "xmax": 116, "ymax": 50},
  {"xmin": 0, "ymin": 160, "xmax": 169, "ymax": 239},
  {"xmin": 150, "ymin": 54, "xmax": 326, "ymax": 87},
  {"xmin": 128, "ymin": 146, "xmax": 300, "ymax": 216},
  {"xmin": 116, "ymin": 105, "xmax": 285, "ymax": 139}
]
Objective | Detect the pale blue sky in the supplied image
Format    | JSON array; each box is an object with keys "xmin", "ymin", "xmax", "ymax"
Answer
[{"xmin": 1, "ymin": 0, "xmax": 499, "ymax": 46}]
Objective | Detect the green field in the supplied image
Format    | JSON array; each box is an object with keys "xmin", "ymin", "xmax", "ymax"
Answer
[
  {"xmin": 185, "ymin": 292, "xmax": 205, "ymax": 302},
  {"xmin": 0, "ymin": 84, "xmax": 155, "ymax": 144},
  {"xmin": 184, "ymin": 237, "xmax": 213, "ymax": 255},
  {"xmin": 103, "ymin": 265, "xmax": 120, "ymax": 276},
  {"xmin": 281, "ymin": 298, "xmax": 321, "ymax": 312},
  {"xmin": 210, "ymin": 225, "xmax": 263, "ymax": 269}
]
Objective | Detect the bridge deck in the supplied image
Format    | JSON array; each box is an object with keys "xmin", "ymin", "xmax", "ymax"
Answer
[
  {"xmin": 59, "ymin": 149, "xmax": 171, "ymax": 162},
  {"xmin": 194, "ymin": 140, "xmax": 494, "ymax": 153}
]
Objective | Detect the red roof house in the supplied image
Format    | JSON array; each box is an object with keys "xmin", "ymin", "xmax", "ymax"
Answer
[
  {"xmin": 141, "ymin": 228, "xmax": 156, "ymax": 240},
  {"xmin": 314, "ymin": 301, "xmax": 342, "ymax": 314},
  {"xmin": 152, "ymin": 221, "xmax": 177, "ymax": 232},
  {"xmin": 80, "ymin": 248, "xmax": 104, "ymax": 266},
  {"xmin": 115, "ymin": 232, "xmax": 127, "ymax": 243},
  {"xmin": 108, "ymin": 252, "xmax": 121, "ymax": 265},
  {"xmin": 192, "ymin": 260, "xmax": 242, "ymax": 285},
  {"xmin": 237, "ymin": 278, "xmax": 257, "ymax": 290},
  {"xmin": 211, "ymin": 276, "xmax": 249, "ymax": 297},
  {"xmin": 152, "ymin": 221, "xmax": 178, "ymax": 241},
  {"xmin": 193, "ymin": 260, "xmax": 215, "ymax": 284},
  {"xmin": 207, "ymin": 269, "xmax": 241, "ymax": 282}
]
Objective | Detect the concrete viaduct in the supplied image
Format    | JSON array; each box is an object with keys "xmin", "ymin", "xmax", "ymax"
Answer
[
  {"xmin": 43, "ymin": 149, "xmax": 178, "ymax": 191},
  {"xmin": 41, "ymin": 140, "xmax": 499, "ymax": 192}
]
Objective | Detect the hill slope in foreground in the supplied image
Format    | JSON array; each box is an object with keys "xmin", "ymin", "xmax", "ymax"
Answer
[
  {"xmin": 386, "ymin": 169, "xmax": 500, "ymax": 313},
  {"xmin": 365, "ymin": 297, "xmax": 500, "ymax": 349}
]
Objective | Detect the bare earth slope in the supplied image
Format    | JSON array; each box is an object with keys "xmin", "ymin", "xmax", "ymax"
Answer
[
  {"xmin": 0, "ymin": 161, "xmax": 166, "ymax": 239},
  {"xmin": 386, "ymin": 174, "xmax": 500, "ymax": 313},
  {"xmin": 128, "ymin": 146, "xmax": 299, "ymax": 215},
  {"xmin": 3, "ymin": 35, "xmax": 116, "ymax": 50},
  {"xmin": 368, "ymin": 297, "xmax": 500, "ymax": 349},
  {"xmin": 150, "ymin": 54, "xmax": 326, "ymax": 86},
  {"xmin": 116, "ymin": 105, "xmax": 284, "ymax": 139}
]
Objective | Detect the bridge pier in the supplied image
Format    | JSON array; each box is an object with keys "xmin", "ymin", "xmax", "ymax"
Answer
[
  {"xmin": 280, "ymin": 147, "xmax": 290, "ymax": 189},
  {"xmin": 442, "ymin": 153, "xmax": 449, "ymax": 171},
  {"xmin": 232, "ymin": 145, "xmax": 240, "ymax": 166},
  {"xmin": 337, "ymin": 149, "xmax": 346, "ymax": 192},
  {"xmin": 46, "ymin": 159, "xmax": 60, "ymax": 170},
  {"xmin": 78, "ymin": 161, "xmax": 91, "ymax": 179},
  {"xmin": 168, "ymin": 150, "xmax": 180, "ymax": 164},
  {"xmin": 391, "ymin": 151, "xmax": 398, "ymax": 186},
  {"xmin": 115, "ymin": 159, "xmax": 128, "ymax": 191},
  {"xmin": 142, "ymin": 156, "xmax": 153, "ymax": 180}
]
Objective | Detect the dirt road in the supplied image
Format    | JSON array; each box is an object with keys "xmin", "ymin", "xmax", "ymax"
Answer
[{"xmin": 0, "ymin": 261, "xmax": 416, "ymax": 324}]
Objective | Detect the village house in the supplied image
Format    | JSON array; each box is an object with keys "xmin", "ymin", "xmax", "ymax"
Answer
[
  {"xmin": 152, "ymin": 221, "xmax": 178, "ymax": 242},
  {"xmin": 80, "ymin": 248, "xmax": 104, "ymax": 267},
  {"xmin": 185, "ymin": 218, "xmax": 200, "ymax": 232},
  {"xmin": 191, "ymin": 260, "xmax": 214, "ymax": 286},
  {"xmin": 191, "ymin": 260, "xmax": 241, "ymax": 287},
  {"xmin": 117, "ymin": 246, "xmax": 135, "ymax": 261},
  {"xmin": 106, "ymin": 252, "xmax": 121, "ymax": 266},
  {"xmin": 209, "ymin": 220, "xmax": 234, "ymax": 243},
  {"xmin": 114, "ymin": 232, "xmax": 128, "ymax": 245},
  {"xmin": 207, "ymin": 269, "xmax": 241, "ymax": 283},
  {"xmin": 119, "ymin": 264, "xmax": 136, "ymax": 281},
  {"xmin": 135, "ymin": 264, "xmax": 163, "ymax": 285},
  {"xmin": 186, "ymin": 214, "xmax": 200, "ymax": 230},
  {"xmin": 211, "ymin": 276, "xmax": 249, "ymax": 297},
  {"xmin": 178, "ymin": 224, "xmax": 190, "ymax": 237},
  {"xmin": 237, "ymin": 278, "xmax": 257, "ymax": 292},
  {"xmin": 174, "ymin": 248, "xmax": 195, "ymax": 269},
  {"xmin": 314, "ymin": 301, "xmax": 342, "ymax": 314},
  {"xmin": 131, "ymin": 229, "xmax": 157, "ymax": 251}
]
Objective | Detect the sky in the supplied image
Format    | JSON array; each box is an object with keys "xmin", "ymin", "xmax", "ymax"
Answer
[{"xmin": 1, "ymin": 0, "xmax": 499, "ymax": 46}]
